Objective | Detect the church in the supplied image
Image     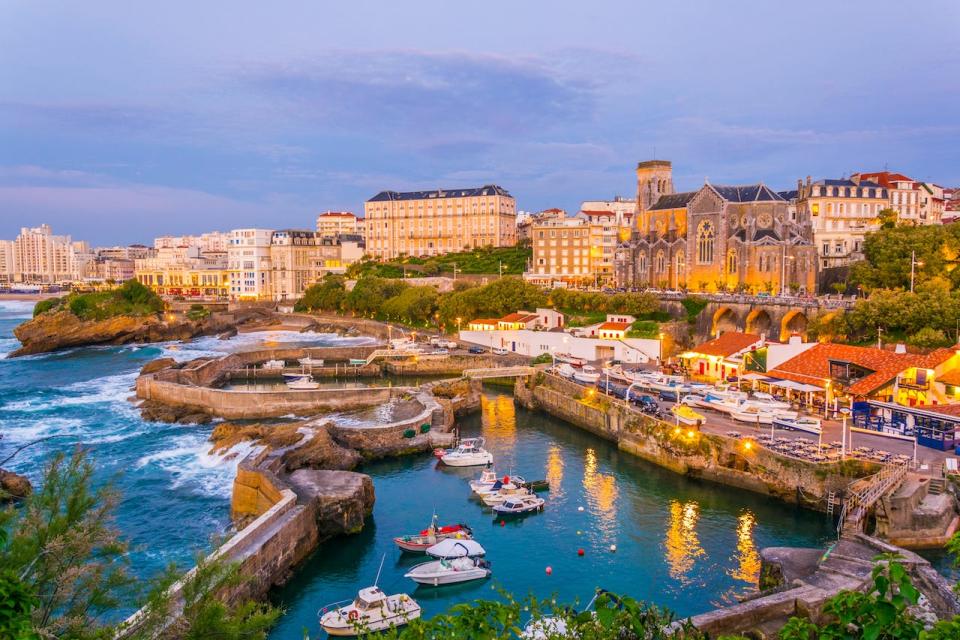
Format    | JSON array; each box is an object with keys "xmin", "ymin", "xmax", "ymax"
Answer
[{"xmin": 614, "ymin": 160, "xmax": 818, "ymax": 295}]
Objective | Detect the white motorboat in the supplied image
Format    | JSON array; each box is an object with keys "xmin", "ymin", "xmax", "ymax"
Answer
[
  {"xmin": 262, "ymin": 359, "xmax": 285, "ymax": 370},
  {"xmin": 749, "ymin": 392, "xmax": 790, "ymax": 410},
  {"xmin": 731, "ymin": 404, "xmax": 797, "ymax": 425},
  {"xmin": 555, "ymin": 352, "xmax": 587, "ymax": 367},
  {"xmin": 319, "ymin": 586, "xmax": 421, "ymax": 636},
  {"xmin": 644, "ymin": 374, "xmax": 686, "ymax": 393},
  {"xmin": 440, "ymin": 437, "xmax": 493, "ymax": 467},
  {"xmin": 287, "ymin": 377, "xmax": 320, "ymax": 390},
  {"xmin": 601, "ymin": 365, "xmax": 631, "ymax": 384},
  {"xmin": 700, "ymin": 394, "xmax": 746, "ymax": 414},
  {"xmin": 298, "ymin": 357, "xmax": 325, "ymax": 367},
  {"xmin": 480, "ymin": 482, "xmax": 531, "ymax": 506},
  {"xmin": 554, "ymin": 363, "xmax": 577, "ymax": 379},
  {"xmin": 492, "ymin": 494, "xmax": 545, "ymax": 515},
  {"xmin": 474, "ymin": 474, "xmax": 525, "ymax": 498},
  {"xmin": 573, "ymin": 365, "xmax": 600, "ymax": 384},
  {"xmin": 468, "ymin": 469, "xmax": 500, "ymax": 494},
  {"xmin": 772, "ymin": 416, "xmax": 823, "ymax": 434},
  {"xmin": 404, "ymin": 539, "xmax": 491, "ymax": 587}
]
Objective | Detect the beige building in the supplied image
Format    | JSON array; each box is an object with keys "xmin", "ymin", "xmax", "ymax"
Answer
[
  {"xmin": 852, "ymin": 171, "xmax": 943, "ymax": 225},
  {"xmin": 154, "ymin": 232, "xmax": 230, "ymax": 253},
  {"xmin": 795, "ymin": 177, "xmax": 889, "ymax": 268},
  {"xmin": 0, "ymin": 240, "xmax": 15, "ymax": 285},
  {"xmin": 136, "ymin": 247, "xmax": 229, "ymax": 299},
  {"xmin": 316, "ymin": 212, "xmax": 364, "ymax": 239},
  {"xmin": 365, "ymin": 185, "xmax": 516, "ymax": 259},
  {"xmin": 11, "ymin": 224, "xmax": 87, "ymax": 284},
  {"xmin": 270, "ymin": 230, "xmax": 364, "ymax": 301}
]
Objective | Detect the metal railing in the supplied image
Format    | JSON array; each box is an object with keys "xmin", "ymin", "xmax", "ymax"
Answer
[
  {"xmin": 837, "ymin": 461, "xmax": 910, "ymax": 537},
  {"xmin": 463, "ymin": 366, "xmax": 536, "ymax": 379}
]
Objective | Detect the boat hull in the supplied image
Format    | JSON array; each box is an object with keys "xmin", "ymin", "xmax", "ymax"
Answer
[
  {"xmin": 772, "ymin": 418, "xmax": 822, "ymax": 434},
  {"xmin": 319, "ymin": 597, "xmax": 421, "ymax": 637},
  {"xmin": 404, "ymin": 560, "xmax": 491, "ymax": 586},
  {"xmin": 441, "ymin": 453, "xmax": 493, "ymax": 467}
]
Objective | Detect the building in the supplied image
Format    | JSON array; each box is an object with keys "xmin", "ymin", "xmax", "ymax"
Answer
[
  {"xmin": 470, "ymin": 308, "xmax": 564, "ymax": 332},
  {"xmin": 96, "ymin": 244, "xmax": 156, "ymax": 261},
  {"xmin": 458, "ymin": 327, "xmax": 661, "ymax": 364},
  {"xmin": 795, "ymin": 177, "xmax": 889, "ymax": 269},
  {"xmin": 365, "ymin": 185, "xmax": 516, "ymax": 259},
  {"xmin": 580, "ymin": 196, "xmax": 636, "ymax": 228},
  {"xmin": 227, "ymin": 229, "xmax": 274, "ymax": 300},
  {"xmin": 524, "ymin": 217, "xmax": 592, "ymax": 287},
  {"xmin": 596, "ymin": 321, "xmax": 631, "ymax": 340},
  {"xmin": 81, "ymin": 258, "xmax": 135, "ymax": 282},
  {"xmin": 269, "ymin": 229, "xmax": 320, "ymax": 302},
  {"xmin": 614, "ymin": 160, "xmax": 818, "ymax": 294},
  {"xmin": 851, "ymin": 171, "xmax": 943, "ymax": 226},
  {"xmin": 135, "ymin": 246, "xmax": 229, "ymax": 299},
  {"xmin": 153, "ymin": 232, "xmax": 230, "ymax": 253},
  {"xmin": 10, "ymin": 224, "xmax": 88, "ymax": 284},
  {"xmin": 497, "ymin": 312, "xmax": 540, "ymax": 331},
  {"xmin": 517, "ymin": 208, "xmax": 565, "ymax": 244},
  {"xmin": 316, "ymin": 212, "xmax": 364, "ymax": 239},
  {"xmin": 0, "ymin": 240, "xmax": 15, "ymax": 285},
  {"xmin": 678, "ymin": 331, "xmax": 766, "ymax": 382}
]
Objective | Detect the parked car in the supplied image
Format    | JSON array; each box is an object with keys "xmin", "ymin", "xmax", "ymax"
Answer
[
  {"xmin": 630, "ymin": 394, "xmax": 659, "ymax": 412},
  {"xmin": 492, "ymin": 348, "xmax": 510, "ymax": 356},
  {"xmin": 468, "ymin": 346, "xmax": 485, "ymax": 354},
  {"xmin": 431, "ymin": 349, "xmax": 449, "ymax": 355},
  {"xmin": 658, "ymin": 388, "xmax": 680, "ymax": 401}
]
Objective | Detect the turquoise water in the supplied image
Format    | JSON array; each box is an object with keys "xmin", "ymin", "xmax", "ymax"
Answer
[{"xmin": 267, "ymin": 392, "xmax": 835, "ymax": 638}]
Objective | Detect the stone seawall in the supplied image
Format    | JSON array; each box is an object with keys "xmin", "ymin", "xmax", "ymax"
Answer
[
  {"xmin": 327, "ymin": 391, "xmax": 448, "ymax": 458},
  {"xmin": 516, "ymin": 373, "xmax": 879, "ymax": 510},
  {"xmin": 383, "ymin": 354, "xmax": 515, "ymax": 376}
]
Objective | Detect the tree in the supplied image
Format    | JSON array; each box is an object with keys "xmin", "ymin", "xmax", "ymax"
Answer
[
  {"xmin": 907, "ymin": 327, "xmax": 952, "ymax": 349},
  {"xmin": 830, "ymin": 281, "xmax": 848, "ymax": 296},
  {"xmin": 878, "ymin": 207, "xmax": 899, "ymax": 229},
  {"xmin": 295, "ymin": 275, "xmax": 346, "ymax": 313}
]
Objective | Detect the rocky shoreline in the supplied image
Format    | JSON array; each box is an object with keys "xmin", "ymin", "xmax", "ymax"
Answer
[{"xmin": 9, "ymin": 306, "xmax": 276, "ymax": 357}]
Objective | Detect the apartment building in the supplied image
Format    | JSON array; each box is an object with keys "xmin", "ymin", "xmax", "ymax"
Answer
[
  {"xmin": 580, "ymin": 196, "xmax": 636, "ymax": 228},
  {"xmin": 316, "ymin": 212, "xmax": 364, "ymax": 239},
  {"xmin": 81, "ymin": 258, "xmax": 135, "ymax": 282},
  {"xmin": 852, "ymin": 171, "xmax": 943, "ymax": 225},
  {"xmin": 524, "ymin": 217, "xmax": 594, "ymax": 287},
  {"xmin": 0, "ymin": 240, "xmax": 15, "ymax": 285},
  {"xmin": 271, "ymin": 230, "xmax": 365, "ymax": 301},
  {"xmin": 135, "ymin": 246, "xmax": 229, "ymax": 299},
  {"xmin": 227, "ymin": 229, "xmax": 274, "ymax": 300},
  {"xmin": 10, "ymin": 224, "xmax": 88, "ymax": 284},
  {"xmin": 364, "ymin": 185, "xmax": 516, "ymax": 259},
  {"xmin": 153, "ymin": 231, "xmax": 230, "ymax": 253},
  {"xmin": 795, "ymin": 177, "xmax": 889, "ymax": 268},
  {"xmin": 97, "ymin": 244, "xmax": 156, "ymax": 261}
]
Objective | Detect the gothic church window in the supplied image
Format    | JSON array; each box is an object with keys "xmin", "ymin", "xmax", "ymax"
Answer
[
  {"xmin": 726, "ymin": 249, "xmax": 737, "ymax": 274},
  {"xmin": 696, "ymin": 221, "xmax": 715, "ymax": 264},
  {"xmin": 656, "ymin": 250, "xmax": 665, "ymax": 273}
]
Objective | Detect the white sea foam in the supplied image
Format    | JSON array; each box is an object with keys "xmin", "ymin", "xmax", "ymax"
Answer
[
  {"xmin": 136, "ymin": 432, "xmax": 262, "ymax": 499},
  {"xmin": 4, "ymin": 371, "xmax": 138, "ymax": 413}
]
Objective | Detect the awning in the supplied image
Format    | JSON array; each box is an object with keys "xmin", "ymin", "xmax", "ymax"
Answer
[
  {"xmin": 765, "ymin": 379, "xmax": 823, "ymax": 392},
  {"xmin": 740, "ymin": 373, "xmax": 769, "ymax": 381}
]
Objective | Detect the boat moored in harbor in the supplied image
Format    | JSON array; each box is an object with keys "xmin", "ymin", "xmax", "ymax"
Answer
[
  {"xmin": 772, "ymin": 415, "xmax": 823, "ymax": 434},
  {"xmin": 403, "ymin": 539, "xmax": 491, "ymax": 587},
  {"xmin": 393, "ymin": 515, "xmax": 473, "ymax": 553},
  {"xmin": 318, "ymin": 586, "xmax": 421, "ymax": 636},
  {"xmin": 573, "ymin": 365, "xmax": 600, "ymax": 384},
  {"xmin": 492, "ymin": 494, "xmax": 545, "ymax": 515},
  {"xmin": 440, "ymin": 437, "xmax": 494, "ymax": 467},
  {"xmin": 286, "ymin": 376, "xmax": 320, "ymax": 390}
]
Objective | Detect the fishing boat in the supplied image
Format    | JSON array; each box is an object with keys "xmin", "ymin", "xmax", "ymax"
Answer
[
  {"xmin": 772, "ymin": 415, "xmax": 823, "ymax": 435},
  {"xmin": 440, "ymin": 437, "xmax": 493, "ymax": 467},
  {"xmin": 554, "ymin": 353, "xmax": 587, "ymax": 367},
  {"xmin": 573, "ymin": 365, "xmax": 601, "ymax": 384},
  {"xmin": 480, "ymin": 481, "xmax": 531, "ymax": 506},
  {"xmin": 319, "ymin": 557, "xmax": 421, "ymax": 636},
  {"xmin": 318, "ymin": 586, "xmax": 421, "ymax": 636},
  {"xmin": 468, "ymin": 468, "xmax": 500, "ymax": 494},
  {"xmin": 670, "ymin": 404, "xmax": 705, "ymax": 426},
  {"xmin": 262, "ymin": 359, "xmax": 285, "ymax": 370},
  {"xmin": 393, "ymin": 515, "xmax": 473, "ymax": 553},
  {"xmin": 492, "ymin": 494, "xmax": 545, "ymax": 515},
  {"xmin": 298, "ymin": 357, "xmax": 325, "ymax": 367},
  {"xmin": 403, "ymin": 539, "xmax": 491, "ymax": 587},
  {"xmin": 644, "ymin": 374, "xmax": 687, "ymax": 393},
  {"xmin": 473, "ymin": 473, "xmax": 523, "ymax": 496},
  {"xmin": 601, "ymin": 365, "xmax": 631, "ymax": 384},
  {"xmin": 286, "ymin": 377, "xmax": 320, "ymax": 390}
]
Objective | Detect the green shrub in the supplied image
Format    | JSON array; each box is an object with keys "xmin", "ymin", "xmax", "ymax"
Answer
[{"xmin": 32, "ymin": 297, "xmax": 62, "ymax": 317}]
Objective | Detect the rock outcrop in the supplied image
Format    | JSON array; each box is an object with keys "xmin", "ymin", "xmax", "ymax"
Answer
[
  {"xmin": 0, "ymin": 469, "xmax": 32, "ymax": 501},
  {"xmin": 139, "ymin": 399, "xmax": 212, "ymax": 425},
  {"xmin": 139, "ymin": 357, "xmax": 177, "ymax": 376},
  {"xmin": 209, "ymin": 421, "xmax": 361, "ymax": 471},
  {"xmin": 287, "ymin": 469, "xmax": 375, "ymax": 538},
  {"xmin": 10, "ymin": 307, "xmax": 274, "ymax": 357}
]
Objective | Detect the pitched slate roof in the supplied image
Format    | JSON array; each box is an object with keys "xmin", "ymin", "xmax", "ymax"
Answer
[
  {"xmin": 649, "ymin": 192, "xmax": 697, "ymax": 211},
  {"xmin": 368, "ymin": 185, "xmax": 511, "ymax": 202},
  {"xmin": 778, "ymin": 190, "xmax": 798, "ymax": 201},
  {"xmin": 690, "ymin": 332, "xmax": 763, "ymax": 358},
  {"xmin": 753, "ymin": 229, "xmax": 782, "ymax": 242},
  {"xmin": 709, "ymin": 184, "xmax": 785, "ymax": 203},
  {"xmin": 768, "ymin": 344, "xmax": 957, "ymax": 396}
]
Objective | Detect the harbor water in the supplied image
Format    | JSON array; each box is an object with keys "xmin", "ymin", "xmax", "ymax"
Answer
[{"xmin": 0, "ymin": 299, "xmax": 952, "ymax": 636}]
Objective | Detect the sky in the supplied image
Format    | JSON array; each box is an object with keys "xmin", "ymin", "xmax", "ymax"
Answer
[{"xmin": 1, "ymin": 1, "xmax": 958, "ymax": 245}]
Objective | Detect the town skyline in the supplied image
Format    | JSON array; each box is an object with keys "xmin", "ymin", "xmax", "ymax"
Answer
[{"xmin": 2, "ymin": 0, "xmax": 959, "ymax": 245}]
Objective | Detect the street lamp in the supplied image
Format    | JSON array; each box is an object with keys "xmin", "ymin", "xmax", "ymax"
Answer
[{"xmin": 910, "ymin": 251, "xmax": 923, "ymax": 293}]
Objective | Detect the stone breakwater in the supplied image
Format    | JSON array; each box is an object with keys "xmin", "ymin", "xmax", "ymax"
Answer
[{"xmin": 515, "ymin": 372, "xmax": 879, "ymax": 511}]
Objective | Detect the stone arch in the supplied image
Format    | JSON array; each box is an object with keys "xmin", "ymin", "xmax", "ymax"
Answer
[
  {"xmin": 780, "ymin": 310, "xmax": 808, "ymax": 342},
  {"xmin": 712, "ymin": 306, "xmax": 739, "ymax": 336},
  {"xmin": 745, "ymin": 308, "xmax": 772, "ymax": 337}
]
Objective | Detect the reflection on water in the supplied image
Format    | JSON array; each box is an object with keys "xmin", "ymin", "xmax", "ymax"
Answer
[
  {"xmin": 480, "ymin": 393, "xmax": 517, "ymax": 442},
  {"xmin": 582, "ymin": 448, "xmax": 618, "ymax": 522},
  {"xmin": 664, "ymin": 500, "xmax": 705, "ymax": 583},
  {"xmin": 546, "ymin": 445, "xmax": 564, "ymax": 499},
  {"xmin": 729, "ymin": 512, "xmax": 761, "ymax": 584}
]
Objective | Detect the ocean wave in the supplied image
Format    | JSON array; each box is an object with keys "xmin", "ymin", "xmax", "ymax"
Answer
[
  {"xmin": 135, "ymin": 432, "xmax": 261, "ymax": 499},
  {"xmin": 3, "ymin": 371, "xmax": 138, "ymax": 413}
]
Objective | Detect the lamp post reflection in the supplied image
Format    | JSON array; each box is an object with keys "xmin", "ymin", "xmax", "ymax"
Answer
[
  {"xmin": 664, "ymin": 500, "xmax": 705, "ymax": 583},
  {"xmin": 727, "ymin": 511, "xmax": 760, "ymax": 584}
]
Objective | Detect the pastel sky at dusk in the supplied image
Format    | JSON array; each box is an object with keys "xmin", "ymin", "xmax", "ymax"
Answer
[{"xmin": 1, "ymin": 1, "xmax": 958, "ymax": 245}]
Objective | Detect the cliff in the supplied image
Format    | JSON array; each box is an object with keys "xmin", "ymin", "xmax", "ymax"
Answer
[
  {"xmin": 10, "ymin": 307, "xmax": 273, "ymax": 357},
  {"xmin": 0, "ymin": 469, "xmax": 31, "ymax": 501}
]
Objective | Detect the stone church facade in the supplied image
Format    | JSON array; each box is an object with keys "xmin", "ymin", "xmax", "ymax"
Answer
[{"xmin": 614, "ymin": 161, "xmax": 817, "ymax": 294}]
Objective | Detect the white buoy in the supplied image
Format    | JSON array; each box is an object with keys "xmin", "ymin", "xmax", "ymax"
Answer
[
  {"xmin": 578, "ymin": 506, "xmax": 584, "ymax": 512},
  {"xmin": 610, "ymin": 544, "xmax": 617, "ymax": 552}
]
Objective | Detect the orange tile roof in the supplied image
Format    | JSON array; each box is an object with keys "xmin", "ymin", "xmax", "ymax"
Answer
[
  {"xmin": 470, "ymin": 318, "xmax": 500, "ymax": 325},
  {"xmin": 769, "ymin": 343, "xmax": 956, "ymax": 396},
  {"xmin": 937, "ymin": 368, "xmax": 960, "ymax": 387},
  {"xmin": 499, "ymin": 312, "xmax": 538, "ymax": 323},
  {"xmin": 914, "ymin": 403, "xmax": 960, "ymax": 418},
  {"xmin": 598, "ymin": 321, "xmax": 631, "ymax": 331},
  {"xmin": 691, "ymin": 332, "xmax": 763, "ymax": 358}
]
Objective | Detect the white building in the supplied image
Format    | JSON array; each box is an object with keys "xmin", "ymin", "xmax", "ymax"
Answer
[
  {"xmin": 316, "ymin": 212, "xmax": 364, "ymax": 239},
  {"xmin": 228, "ymin": 229, "xmax": 275, "ymax": 300},
  {"xmin": 154, "ymin": 231, "xmax": 230, "ymax": 253},
  {"xmin": 580, "ymin": 195, "xmax": 637, "ymax": 228},
  {"xmin": 10, "ymin": 224, "xmax": 88, "ymax": 284},
  {"xmin": 0, "ymin": 240, "xmax": 15, "ymax": 285},
  {"xmin": 458, "ymin": 329, "xmax": 661, "ymax": 364}
]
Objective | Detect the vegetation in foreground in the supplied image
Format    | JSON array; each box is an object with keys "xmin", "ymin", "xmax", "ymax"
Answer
[
  {"xmin": 3, "ymin": 449, "xmax": 960, "ymax": 638},
  {"xmin": 32, "ymin": 280, "xmax": 164, "ymax": 322}
]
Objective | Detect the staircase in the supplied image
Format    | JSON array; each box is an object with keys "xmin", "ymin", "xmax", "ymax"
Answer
[
  {"xmin": 837, "ymin": 462, "xmax": 910, "ymax": 539},
  {"xmin": 928, "ymin": 477, "xmax": 947, "ymax": 495}
]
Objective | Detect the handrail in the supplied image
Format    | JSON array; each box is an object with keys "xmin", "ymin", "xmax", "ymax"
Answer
[
  {"xmin": 838, "ymin": 461, "xmax": 909, "ymax": 537},
  {"xmin": 463, "ymin": 366, "xmax": 536, "ymax": 379}
]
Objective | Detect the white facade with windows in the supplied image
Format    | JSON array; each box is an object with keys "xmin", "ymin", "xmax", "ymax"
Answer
[{"xmin": 228, "ymin": 228, "xmax": 274, "ymax": 300}]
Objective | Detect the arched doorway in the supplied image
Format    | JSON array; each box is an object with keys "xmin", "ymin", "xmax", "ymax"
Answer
[
  {"xmin": 712, "ymin": 307, "xmax": 739, "ymax": 336},
  {"xmin": 780, "ymin": 310, "xmax": 809, "ymax": 342},
  {"xmin": 745, "ymin": 309, "xmax": 772, "ymax": 337}
]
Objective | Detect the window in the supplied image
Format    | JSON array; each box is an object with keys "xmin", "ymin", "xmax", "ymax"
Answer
[
  {"xmin": 696, "ymin": 221, "xmax": 715, "ymax": 264},
  {"xmin": 655, "ymin": 250, "xmax": 665, "ymax": 273},
  {"xmin": 637, "ymin": 252, "xmax": 647, "ymax": 273},
  {"xmin": 726, "ymin": 249, "xmax": 737, "ymax": 274}
]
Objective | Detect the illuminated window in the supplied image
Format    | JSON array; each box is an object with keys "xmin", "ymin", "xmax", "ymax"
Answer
[{"xmin": 696, "ymin": 221, "xmax": 715, "ymax": 264}]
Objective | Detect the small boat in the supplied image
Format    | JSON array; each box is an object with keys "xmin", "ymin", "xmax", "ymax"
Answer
[
  {"xmin": 750, "ymin": 392, "xmax": 790, "ymax": 410},
  {"xmin": 468, "ymin": 468, "xmax": 500, "ymax": 494},
  {"xmin": 298, "ymin": 357, "xmax": 325, "ymax": 367},
  {"xmin": 480, "ymin": 480, "xmax": 531, "ymax": 506},
  {"xmin": 772, "ymin": 415, "xmax": 823, "ymax": 434},
  {"xmin": 318, "ymin": 586, "xmax": 421, "ymax": 636},
  {"xmin": 555, "ymin": 352, "xmax": 587, "ymax": 367},
  {"xmin": 282, "ymin": 371, "xmax": 310, "ymax": 380},
  {"xmin": 261, "ymin": 359, "xmax": 285, "ymax": 370},
  {"xmin": 671, "ymin": 404, "xmax": 705, "ymax": 426},
  {"xmin": 474, "ymin": 474, "xmax": 525, "ymax": 498},
  {"xmin": 393, "ymin": 515, "xmax": 473, "ymax": 553},
  {"xmin": 573, "ymin": 365, "xmax": 601, "ymax": 384},
  {"xmin": 492, "ymin": 494, "xmax": 545, "ymax": 515},
  {"xmin": 403, "ymin": 539, "xmax": 491, "ymax": 587},
  {"xmin": 440, "ymin": 438, "xmax": 493, "ymax": 467},
  {"xmin": 554, "ymin": 363, "xmax": 577, "ymax": 379},
  {"xmin": 286, "ymin": 377, "xmax": 320, "ymax": 390},
  {"xmin": 730, "ymin": 404, "xmax": 775, "ymax": 424}
]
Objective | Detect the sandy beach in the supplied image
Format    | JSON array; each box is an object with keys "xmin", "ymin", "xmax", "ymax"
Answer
[{"xmin": 0, "ymin": 292, "xmax": 61, "ymax": 301}]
